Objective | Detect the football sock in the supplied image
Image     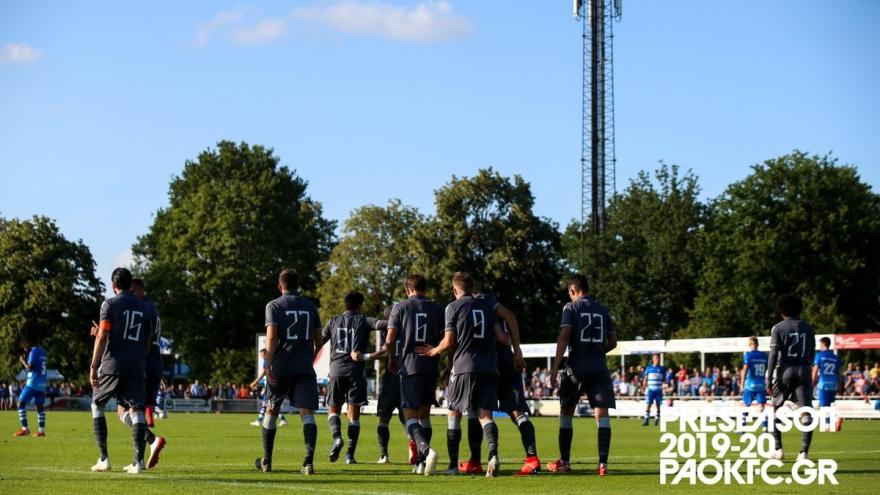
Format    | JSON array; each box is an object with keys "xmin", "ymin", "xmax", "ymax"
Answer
[
  {"xmin": 37, "ymin": 407, "xmax": 45, "ymax": 432},
  {"xmin": 559, "ymin": 415, "xmax": 573, "ymax": 463},
  {"xmin": 516, "ymin": 414, "xmax": 537, "ymax": 457},
  {"xmin": 597, "ymin": 417, "xmax": 611, "ymax": 464},
  {"xmin": 419, "ymin": 418, "xmax": 432, "ymax": 446},
  {"xmin": 406, "ymin": 419, "xmax": 429, "ymax": 460},
  {"xmin": 800, "ymin": 415, "xmax": 813, "ymax": 454},
  {"xmin": 482, "ymin": 420, "xmax": 499, "ymax": 460},
  {"xmin": 91, "ymin": 404, "xmax": 108, "ymax": 460},
  {"xmin": 121, "ymin": 410, "xmax": 157, "ymax": 444},
  {"xmin": 772, "ymin": 416, "xmax": 783, "ymax": 450},
  {"xmin": 132, "ymin": 411, "xmax": 146, "ymax": 464},
  {"xmin": 347, "ymin": 420, "xmax": 360, "ymax": 456},
  {"xmin": 302, "ymin": 415, "xmax": 317, "ymax": 463},
  {"xmin": 257, "ymin": 403, "xmax": 266, "ymax": 422},
  {"xmin": 447, "ymin": 414, "xmax": 462, "ymax": 468},
  {"xmin": 17, "ymin": 406, "xmax": 28, "ymax": 429},
  {"xmin": 328, "ymin": 413, "xmax": 342, "ymax": 440},
  {"xmin": 262, "ymin": 414, "xmax": 277, "ymax": 463},
  {"xmin": 377, "ymin": 420, "xmax": 390, "ymax": 456},
  {"xmin": 467, "ymin": 412, "xmax": 481, "ymax": 462}
]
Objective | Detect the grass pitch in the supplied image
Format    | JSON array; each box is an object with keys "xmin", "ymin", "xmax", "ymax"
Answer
[{"xmin": 1, "ymin": 411, "xmax": 878, "ymax": 494}]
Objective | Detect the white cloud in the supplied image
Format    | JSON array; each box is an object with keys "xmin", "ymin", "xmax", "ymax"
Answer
[
  {"xmin": 293, "ymin": 0, "xmax": 476, "ymax": 43},
  {"xmin": 1, "ymin": 43, "xmax": 44, "ymax": 64},
  {"xmin": 112, "ymin": 248, "xmax": 134, "ymax": 270},
  {"xmin": 229, "ymin": 18, "xmax": 287, "ymax": 45},
  {"xmin": 192, "ymin": 7, "xmax": 247, "ymax": 47}
]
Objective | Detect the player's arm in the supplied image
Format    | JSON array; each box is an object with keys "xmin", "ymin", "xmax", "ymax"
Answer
[
  {"xmin": 313, "ymin": 326, "xmax": 323, "ymax": 357},
  {"xmin": 741, "ymin": 364, "xmax": 749, "ymax": 393},
  {"xmin": 250, "ymin": 366, "xmax": 266, "ymax": 389},
  {"xmin": 496, "ymin": 304, "xmax": 526, "ymax": 369},
  {"xmin": 605, "ymin": 333, "xmax": 618, "ymax": 353},
  {"xmin": 89, "ymin": 321, "xmax": 111, "ymax": 388},
  {"xmin": 366, "ymin": 316, "xmax": 389, "ymax": 331},
  {"xmin": 766, "ymin": 327, "xmax": 779, "ymax": 393},
  {"xmin": 265, "ymin": 325, "xmax": 278, "ymax": 355},
  {"xmin": 550, "ymin": 325, "xmax": 571, "ymax": 388},
  {"xmin": 352, "ymin": 321, "xmax": 385, "ymax": 362},
  {"xmin": 20, "ymin": 350, "xmax": 30, "ymax": 370},
  {"xmin": 417, "ymin": 329, "xmax": 454, "ymax": 357},
  {"xmin": 493, "ymin": 323, "xmax": 511, "ymax": 346}
]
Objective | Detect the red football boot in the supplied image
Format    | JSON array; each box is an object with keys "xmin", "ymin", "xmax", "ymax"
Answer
[
  {"xmin": 13, "ymin": 428, "xmax": 30, "ymax": 437},
  {"xmin": 597, "ymin": 463, "xmax": 608, "ymax": 476},
  {"xmin": 408, "ymin": 439, "xmax": 419, "ymax": 465},
  {"xmin": 547, "ymin": 459, "xmax": 571, "ymax": 473},
  {"xmin": 458, "ymin": 459, "xmax": 485, "ymax": 474},
  {"xmin": 515, "ymin": 456, "xmax": 541, "ymax": 476}
]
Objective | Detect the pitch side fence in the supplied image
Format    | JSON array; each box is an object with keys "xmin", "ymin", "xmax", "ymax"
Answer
[{"xmin": 22, "ymin": 396, "xmax": 880, "ymax": 419}]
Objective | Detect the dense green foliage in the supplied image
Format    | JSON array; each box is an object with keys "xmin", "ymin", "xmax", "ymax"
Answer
[
  {"xmin": 690, "ymin": 152, "xmax": 880, "ymax": 337},
  {"xmin": 4, "ymin": 147, "xmax": 879, "ymax": 381},
  {"xmin": 131, "ymin": 141, "xmax": 335, "ymax": 378},
  {"xmin": 563, "ymin": 164, "xmax": 705, "ymax": 340},
  {"xmin": 413, "ymin": 169, "xmax": 565, "ymax": 342},
  {"xmin": 316, "ymin": 200, "xmax": 425, "ymax": 322},
  {"xmin": 0, "ymin": 216, "xmax": 104, "ymax": 382}
]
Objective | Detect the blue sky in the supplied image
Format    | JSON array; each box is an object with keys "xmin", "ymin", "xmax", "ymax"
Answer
[{"xmin": 1, "ymin": 1, "xmax": 878, "ymax": 293}]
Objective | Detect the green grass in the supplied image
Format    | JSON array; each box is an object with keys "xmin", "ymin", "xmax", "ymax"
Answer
[{"xmin": 1, "ymin": 411, "xmax": 878, "ymax": 494}]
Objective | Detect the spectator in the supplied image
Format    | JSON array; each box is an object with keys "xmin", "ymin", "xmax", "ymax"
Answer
[
  {"xmin": 691, "ymin": 370, "xmax": 702, "ymax": 397},
  {"xmin": 676, "ymin": 366, "xmax": 688, "ymax": 397}
]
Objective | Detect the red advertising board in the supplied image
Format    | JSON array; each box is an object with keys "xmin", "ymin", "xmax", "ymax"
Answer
[{"xmin": 834, "ymin": 333, "xmax": 880, "ymax": 350}]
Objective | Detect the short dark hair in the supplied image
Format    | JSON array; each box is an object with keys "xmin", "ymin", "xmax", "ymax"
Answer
[
  {"xmin": 568, "ymin": 274, "xmax": 590, "ymax": 293},
  {"xmin": 471, "ymin": 273, "xmax": 484, "ymax": 292},
  {"xmin": 279, "ymin": 269, "xmax": 298, "ymax": 290},
  {"xmin": 112, "ymin": 267, "xmax": 133, "ymax": 291},
  {"xmin": 776, "ymin": 293, "xmax": 803, "ymax": 317},
  {"xmin": 259, "ymin": 348, "xmax": 267, "ymax": 354},
  {"xmin": 452, "ymin": 271, "xmax": 473, "ymax": 293},
  {"xmin": 131, "ymin": 278, "xmax": 144, "ymax": 290},
  {"xmin": 819, "ymin": 337, "xmax": 831, "ymax": 348},
  {"xmin": 344, "ymin": 291, "xmax": 365, "ymax": 311},
  {"xmin": 405, "ymin": 274, "xmax": 427, "ymax": 293}
]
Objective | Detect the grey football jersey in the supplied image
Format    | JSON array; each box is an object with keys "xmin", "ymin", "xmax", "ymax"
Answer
[
  {"xmin": 322, "ymin": 311, "xmax": 380, "ymax": 378},
  {"xmin": 445, "ymin": 295, "xmax": 498, "ymax": 374},
  {"xmin": 264, "ymin": 291, "xmax": 321, "ymax": 376},
  {"xmin": 560, "ymin": 296, "xmax": 615, "ymax": 374},
  {"xmin": 388, "ymin": 295, "xmax": 444, "ymax": 376},
  {"xmin": 768, "ymin": 318, "xmax": 815, "ymax": 378},
  {"xmin": 143, "ymin": 298, "xmax": 163, "ymax": 373},
  {"xmin": 475, "ymin": 293, "xmax": 516, "ymax": 372},
  {"xmin": 98, "ymin": 290, "xmax": 153, "ymax": 377}
]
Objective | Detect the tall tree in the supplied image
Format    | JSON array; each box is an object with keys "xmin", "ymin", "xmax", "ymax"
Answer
[
  {"xmin": 563, "ymin": 163, "xmax": 705, "ymax": 340},
  {"xmin": 132, "ymin": 141, "xmax": 335, "ymax": 377},
  {"xmin": 0, "ymin": 216, "xmax": 104, "ymax": 381},
  {"xmin": 316, "ymin": 200, "xmax": 425, "ymax": 321},
  {"xmin": 416, "ymin": 168, "xmax": 564, "ymax": 342},
  {"xmin": 690, "ymin": 151, "xmax": 880, "ymax": 337}
]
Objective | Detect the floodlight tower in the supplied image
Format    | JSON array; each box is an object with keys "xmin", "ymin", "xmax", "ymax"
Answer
[{"xmin": 574, "ymin": 0, "xmax": 621, "ymax": 235}]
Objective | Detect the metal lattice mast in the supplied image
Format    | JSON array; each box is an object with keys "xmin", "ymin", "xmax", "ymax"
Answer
[{"xmin": 575, "ymin": 0, "xmax": 620, "ymax": 236}]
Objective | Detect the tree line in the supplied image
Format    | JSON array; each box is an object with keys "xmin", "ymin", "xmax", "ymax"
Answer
[{"xmin": 2, "ymin": 141, "xmax": 878, "ymax": 383}]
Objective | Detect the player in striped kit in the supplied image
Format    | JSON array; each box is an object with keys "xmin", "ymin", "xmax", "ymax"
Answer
[
  {"xmin": 641, "ymin": 354, "xmax": 666, "ymax": 426},
  {"xmin": 13, "ymin": 336, "xmax": 48, "ymax": 437}
]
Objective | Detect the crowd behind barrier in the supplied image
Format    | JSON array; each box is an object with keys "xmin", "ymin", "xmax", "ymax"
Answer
[{"xmin": 3, "ymin": 361, "xmax": 879, "ymax": 412}]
